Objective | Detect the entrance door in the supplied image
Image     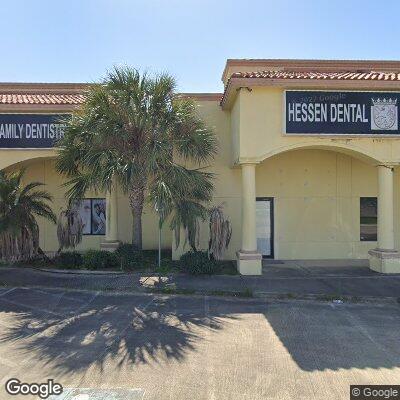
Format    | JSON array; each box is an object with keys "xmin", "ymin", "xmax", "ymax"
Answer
[{"xmin": 256, "ymin": 197, "xmax": 274, "ymax": 258}]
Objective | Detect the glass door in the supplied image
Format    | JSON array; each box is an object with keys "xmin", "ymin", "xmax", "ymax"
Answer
[{"xmin": 256, "ymin": 198, "xmax": 274, "ymax": 258}]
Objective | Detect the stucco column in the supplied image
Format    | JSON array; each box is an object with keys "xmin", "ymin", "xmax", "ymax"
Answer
[
  {"xmin": 241, "ymin": 163, "xmax": 257, "ymax": 251},
  {"xmin": 377, "ymin": 165, "xmax": 394, "ymax": 251},
  {"xmin": 100, "ymin": 178, "xmax": 120, "ymax": 252},
  {"xmin": 369, "ymin": 165, "xmax": 400, "ymax": 273},
  {"xmin": 237, "ymin": 163, "xmax": 262, "ymax": 275}
]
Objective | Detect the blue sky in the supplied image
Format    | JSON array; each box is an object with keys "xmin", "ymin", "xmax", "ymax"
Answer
[{"xmin": 1, "ymin": 0, "xmax": 400, "ymax": 92}]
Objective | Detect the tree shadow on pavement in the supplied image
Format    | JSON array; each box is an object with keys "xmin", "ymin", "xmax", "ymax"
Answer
[
  {"xmin": 0, "ymin": 290, "xmax": 235, "ymax": 375},
  {"xmin": 1, "ymin": 288, "xmax": 398, "ymax": 376}
]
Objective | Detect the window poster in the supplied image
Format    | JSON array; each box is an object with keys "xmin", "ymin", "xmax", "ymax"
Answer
[
  {"xmin": 91, "ymin": 199, "xmax": 106, "ymax": 235},
  {"xmin": 72, "ymin": 198, "xmax": 106, "ymax": 235}
]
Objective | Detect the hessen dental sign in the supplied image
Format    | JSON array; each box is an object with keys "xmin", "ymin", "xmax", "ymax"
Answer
[
  {"xmin": 0, "ymin": 114, "xmax": 68, "ymax": 148},
  {"xmin": 285, "ymin": 91, "xmax": 400, "ymax": 135}
]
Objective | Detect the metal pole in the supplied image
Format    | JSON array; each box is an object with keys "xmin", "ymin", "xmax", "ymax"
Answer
[{"xmin": 158, "ymin": 220, "xmax": 162, "ymax": 268}]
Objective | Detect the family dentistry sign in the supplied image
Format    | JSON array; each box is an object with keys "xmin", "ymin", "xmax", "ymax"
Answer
[
  {"xmin": 0, "ymin": 114, "xmax": 67, "ymax": 148},
  {"xmin": 285, "ymin": 90, "xmax": 400, "ymax": 135}
]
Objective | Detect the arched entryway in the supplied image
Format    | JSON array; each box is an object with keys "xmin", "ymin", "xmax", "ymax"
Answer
[
  {"xmin": 256, "ymin": 148, "xmax": 380, "ymax": 260},
  {"xmin": 237, "ymin": 144, "xmax": 399, "ymax": 275}
]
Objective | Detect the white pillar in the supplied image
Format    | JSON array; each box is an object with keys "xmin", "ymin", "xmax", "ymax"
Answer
[
  {"xmin": 377, "ymin": 165, "xmax": 394, "ymax": 251},
  {"xmin": 101, "ymin": 178, "xmax": 120, "ymax": 252},
  {"xmin": 369, "ymin": 165, "xmax": 400, "ymax": 273},
  {"xmin": 237, "ymin": 163, "xmax": 262, "ymax": 275},
  {"xmin": 241, "ymin": 163, "xmax": 257, "ymax": 252}
]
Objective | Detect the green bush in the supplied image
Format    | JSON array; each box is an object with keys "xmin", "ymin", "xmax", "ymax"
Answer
[
  {"xmin": 82, "ymin": 250, "xmax": 119, "ymax": 270},
  {"xmin": 114, "ymin": 243, "xmax": 143, "ymax": 270},
  {"xmin": 54, "ymin": 251, "xmax": 83, "ymax": 269},
  {"xmin": 180, "ymin": 250, "xmax": 217, "ymax": 275}
]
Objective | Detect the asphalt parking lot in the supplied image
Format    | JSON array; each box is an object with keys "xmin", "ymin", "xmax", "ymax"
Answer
[{"xmin": 0, "ymin": 287, "xmax": 399, "ymax": 400}]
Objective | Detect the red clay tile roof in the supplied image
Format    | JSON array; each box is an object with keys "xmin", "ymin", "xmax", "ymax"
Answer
[
  {"xmin": 0, "ymin": 92, "xmax": 223, "ymax": 105},
  {"xmin": 231, "ymin": 70, "xmax": 400, "ymax": 81},
  {"xmin": 0, "ymin": 93, "xmax": 85, "ymax": 105}
]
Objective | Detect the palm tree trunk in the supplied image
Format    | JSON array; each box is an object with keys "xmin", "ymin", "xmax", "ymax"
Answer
[
  {"xmin": 129, "ymin": 185, "xmax": 145, "ymax": 250},
  {"xmin": 132, "ymin": 206, "xmax": 143, "ymax": 250}
]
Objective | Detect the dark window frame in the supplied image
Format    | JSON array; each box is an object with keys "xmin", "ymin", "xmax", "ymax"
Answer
[
  {"xmin": 256, "ymin": 197, "xmax": 274, "ymax": 259},
  {"xmin": 360, "ymin": 197, "xmax": 377, "ymax": 242}
]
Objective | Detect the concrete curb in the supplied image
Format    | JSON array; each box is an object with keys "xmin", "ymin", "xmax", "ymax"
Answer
[
  {"xmin": 0, "ymin": 266, "xmax": 399, "ymax": 305},
  {"xmin": 34, "ymin": 267, "xmax": 131, "ymax": 276},
  {"xmin": 1, "ymin": 265, "xmax": 132, "ymax": 276},
  {"xmin": 143, "ymin": 286, "xmax": 400, "ymax": 305},
  {"xmin": 251, "ymin": 291, "xmax": 400, "ymax": 304},
  {"xmin": 0, "ymin": 282, "xmax": 399, "ymax": 305}
]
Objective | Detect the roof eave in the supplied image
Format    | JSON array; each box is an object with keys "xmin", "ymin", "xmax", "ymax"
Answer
[
  {"xmin": 0, "ymin": 82, "xmax": 90, "ymax": 94},
  {"xmin": 176, "ymin": 93, "xmax": 223, "ymax": 101},
  {"xmin": 0, "ymin": 103, "xmax": 81, "ymax": 112},
  {"xmin": 220, "ymin": 78, "xmax": 400, "ymax": 110},
  {"xmin": 221, "ymin": 59, "xmax": 400, "ymax": 83}
]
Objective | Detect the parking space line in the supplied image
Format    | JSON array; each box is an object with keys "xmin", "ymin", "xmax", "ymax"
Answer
[
  {"xmin": 0, "ymin": 287, "xmax": 17, "ymax": 297},
  {"xmin": 74, "ymin": 291, "xmax": 100, "ymax": 313},
  {"xmin": 0, "ymin": 296, "xmax": 63, "ymax": 317}
]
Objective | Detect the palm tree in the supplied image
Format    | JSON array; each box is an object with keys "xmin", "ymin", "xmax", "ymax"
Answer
[
  {"xmin": 56, "ymin": 66, "xmax": 217, "ymax": 250},
  {"xmin": 0, "ymin": 169, "xmax": 56, "ymax": 262}
]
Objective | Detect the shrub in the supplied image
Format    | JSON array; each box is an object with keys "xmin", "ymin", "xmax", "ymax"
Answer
[
  {"xmin": 54, "ymin": 251, "xmax": 83, "ymax": 269},
  {"xmin": 82, "ymin": 250, "xmax": 119, "ymax": 270},
  {"xmin": 114, "ymin": 243, "xmax": 143, "ymax": 270},
  {"xmin": 180, "ymin": 250, "xmax": 217, "ymax": 275}
]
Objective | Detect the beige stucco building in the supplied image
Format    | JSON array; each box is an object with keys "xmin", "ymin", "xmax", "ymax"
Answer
[{"xmin": 2, "ymin": 59, "xmax": 400, "ymax": 275}]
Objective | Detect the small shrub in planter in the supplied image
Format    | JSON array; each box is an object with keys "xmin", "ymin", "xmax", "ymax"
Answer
[
  {"xmin": 82, "ymin": 250, "xmax": 119, "ymax": 270},
  {"xmin": 54, "ymin": 251, "xmax": 83, "ymax": 269},
  {"xmin": 180, "ymin": 250, "xmax": 217, "ymax": 275},
  {"xmin": 114, "ymin": 243, "xmax": 143, "ymax": 270}
]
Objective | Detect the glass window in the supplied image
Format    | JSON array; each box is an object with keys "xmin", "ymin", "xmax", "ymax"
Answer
[
  {"xmin": 256, "ymin": 199, "xmax": 273, "ymax": 257},
  {"xmin": 72, "ymin": 198, "xmax": 106, "ymax": 235},
  {"xmin": 360, "ymin": 197, "xmax": 377, "ymax": 241}
]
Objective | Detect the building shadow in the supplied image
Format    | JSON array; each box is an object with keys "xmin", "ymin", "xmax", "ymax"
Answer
[
  {"xmin": 265, "ymin": 305, "xmax": 400, "ymax": 371},
  {"xmin": 198, "ymin": 297, "xmax": 400, "ymax": 372}
]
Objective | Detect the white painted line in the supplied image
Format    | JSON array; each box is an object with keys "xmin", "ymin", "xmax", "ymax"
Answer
[
  {"xmin": 256, "ymin": 275, "xmax": 400, "ymax": 280},
  {"xmin": 0, "ymin": 296, "xmax": 63, "ymax": 317},
  {"xmin": 48, "ymin": 387, "xmax": 145, "ymax": 399},
  {"xmin": 0, "ymin": 287, "xmax": 17, "ymax": 297},
  {"xmin": 74, "ymin": 291, "xmax": 99, "ymax": 313}
]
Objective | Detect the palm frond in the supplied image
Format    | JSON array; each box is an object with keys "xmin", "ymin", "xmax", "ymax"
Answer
[
  {"xmin": 0, "ymin": 169, "xmax": 56, "ymax": 262},
  {"xmin": 208, "ymin": 204, "xmax": 232, "ymax": 260},
  {"xmin": 56, "ymin": 66, "xmax": 217, "ymax": 249}
]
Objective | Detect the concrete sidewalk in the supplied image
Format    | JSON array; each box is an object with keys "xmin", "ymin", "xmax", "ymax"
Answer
[
  {"xmin": 166, "ymin": 259, "xmax": 400, "ymax": 299},
  {"xmin": 0, "ymin": 259, "xmax": 399, "ymax": 300}
]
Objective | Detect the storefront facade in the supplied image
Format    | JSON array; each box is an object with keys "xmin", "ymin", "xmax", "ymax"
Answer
[{"xmin": 2, "ymin": 60, "xmax": 400, "ymax": 275}]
